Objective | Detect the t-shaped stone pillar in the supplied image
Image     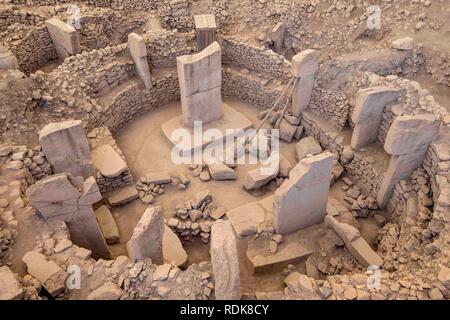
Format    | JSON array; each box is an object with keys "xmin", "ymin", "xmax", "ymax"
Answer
[
  {"xmin": 45, "ymin": 18, "xmax": 80, "ymax": 60},
  {"xmin": 39, "ymin": 120, "xmax": 94, "ymax": 179},
  {"xmin": 194, "ymin": 14, "xmax": 217, "ymax": 51},
  {"xmin": 351, "ymin": 87, "xmax": 401, "ymax": 150},
  {"xmin": 26, "ymin": 173, "xmax": 111, "ymax": 259},
  {"xmin": 128, "ymin": 33, "xmax": 152, "ymax": 89},
  {"xmin": 177, "ymin": 41, "xmax": 222, "ymax": 127},
  {"xmin": 291, "ymin": 49, "xmax": 319, "ymax": 117},
  {"xmin": 377, "ymin": 114, "xmax": 439, "ymax": 208}
]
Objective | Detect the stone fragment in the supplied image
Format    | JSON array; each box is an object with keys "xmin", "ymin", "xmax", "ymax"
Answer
[
  {"xmin": 244, "ymin": 159, "xmax": 279, "ymax": 190},
  {"xmin": 163, "ymin": 225, "xmax": 188, "ymax": 267},
  {"xmin": 210, "ymin": 220, "xmax": 241, "ymax": 300},
  {"xmin": 127, "ymin": 206, "xmax": 164, "ymax": 264},
  {"xmin": 145, "ymin": 171, "xmax": 172, "ymax": 185},
  {"xmin": 92, "ymin": 144, "xmax": 127, "ymax": 178},
  {"xmin": 95, "ymin": 205, "xmax": 120, "ymax": 244},
  {"xmin": 87, "ymin": 282, "xmax": 122, "ymax": 300},
  {"xmin": 295, "ymin": 136, "xmax": 322, "ymax": 161},
  {"xmin": 22, "ymin": 251, "xmax": 67, "ymax": 297},
  {"xmin": 108, "ymin": 186, "xmax": 139, "ymax": 207},
  {"xmin": 391, "ymin": 37, "xmax": 414, "ymax": 50},
  {"xmin": 0, "ymin": 266, "xmax": 24, "ymax": 300},
  {"xmin": 208, "ymin": 162, "xmax": 236, "ymax": 180}
]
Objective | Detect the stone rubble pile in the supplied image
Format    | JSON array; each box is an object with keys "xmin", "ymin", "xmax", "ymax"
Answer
[{"xmin": 168, "ymin": 190, "xmax": 226, "ymax": 244}]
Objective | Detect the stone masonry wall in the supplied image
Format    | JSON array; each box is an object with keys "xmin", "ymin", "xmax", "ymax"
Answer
[
  {"xmin": 1, "ymin": 24, "xmax": 57, "ymax": 74},
  {"xmin": 221, "ymin": 36, "xmax": 290, "ymax": 80}
]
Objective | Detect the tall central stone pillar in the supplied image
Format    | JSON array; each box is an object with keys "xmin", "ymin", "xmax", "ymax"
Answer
[{"xmin": 177, "ymin": 41, "xmax": 222, "ymax": 127}]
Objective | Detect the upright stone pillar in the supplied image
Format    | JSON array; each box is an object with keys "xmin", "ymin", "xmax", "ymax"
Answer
[
  {"xmin": 271, "ymin": 22, "xmax": 286, "ymax": 52},
  {"xmin": 128, "ymin": 33, "xmax": 152, "ymax": 89},
  {"xmin": 291, "ymin": 49, "xmax": 319, "ymax": 117},
  {"xmin": 26, "ymin": 174, "xmax": 110, "ymax": 259},
  {"xmin": 177, "ymin": 41, "xmax": 222, "ymax": 127},
  {"xmin": 194, "ymin": 14, "xmax": 217, "ymax": 51},
  {"xmin": 273, "ymin": 152, "xmax": 334, "ymax": 234},
  {"xmin": 45, "ymin": 18, "xmax": 80, "ymax": 60},
  {"xmin": 39, "ymin": 120, "xmax": 94, "ymax": 179},
  {"xmin": 210, "ymin": 220, "xmax": 241, "ymax": 300},
  {"xmin": 351, "ymin": 87, "xmax": 401, "ymax": 149},
  {"xmin": 377, "ymin": 114, "xmax": 439, "ymax": 207},
  {"xmin": 127, "ymin": 206, "xmax": 164, "ymax": 264}
]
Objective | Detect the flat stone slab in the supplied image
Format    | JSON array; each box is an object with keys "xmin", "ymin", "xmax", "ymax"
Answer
[
  {"xmin": 145, "ymin": 171, "xmax": 172, "ymax": 184},
  {"xmin": 95, "ymin": 205, "xmax": 120, "ymax": 244},
  {"xmin": 92, "ymin": 144, "xmax": 127, "ymax": 178},
  {"xmin": 163, "ymin": 225, "xmax": 188, "ymax": 267},
  {"xmin": 161, "ymin": 103, "xmax": 253, "ymax": 154},
  {"xmin": 108, "ymin": 186, "xmax": 138, "ymax": 207},
  {"xmin": 226, "ymin": 195, "xmax": 274, "ymax": 237},
  {"xmin": 247, "ymin": 241, "xmax": 314, "ymax": 275},
  {"xmin": 0, "ymin": 266, "xmax": 24, "ymax": 300}
]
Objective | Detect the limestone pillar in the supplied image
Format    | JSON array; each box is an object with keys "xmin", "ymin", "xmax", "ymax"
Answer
[
  {"xmin": 194, "ymin": 14, "xmax": 217, "ymax": 51},
  {"xmin": 177, "ymin": 41, "xmax": 222, "ymax": 127},
  {"xmin": 351, "ymin": 87, "xmax": 401, "ymax": 149},
  {"xmin": 26, "ymin": 174, "xmax": 110, "ymax": 259},
  {"xmin": 291, "ymin": 49, "xmax": 319, "ymax": 117},
  {"xmin": 210, "ymin": 219, "xmax": 241, "ymax": 300},
  {"xmin": 0, "ymin": 45, "xmax": 19, "ymax": 70},
  {"xmin": 273, "ymin": 152, "xmax": 334, "ymax": 234},
  {"xmin": 377, "ymin": 114, "xmax": 439, "ymax": 207},
  {"xmin": 128, "ymin": 33, "xmax": 152, "ymax": 89},
  {"xmin": 45, "ymin": 18, "xmax": 80, "ymax": 60},
  {"xmin": 271, "ymin": 22, "xmax": 286, "ymax": 52},
  {"xmin": 127, "ymin": 206, "xmax": 164, "ymax": 264},
  {"xmin": 39, "ymin": 120, "xmax": 94, "ymax": 179}
]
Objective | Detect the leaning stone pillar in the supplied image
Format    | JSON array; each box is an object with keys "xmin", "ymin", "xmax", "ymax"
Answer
[
  {"xmin": 0, "ymin": 45, "xmax": 19, "ymax": 70},
  {"xmin": 377, "ymin": 114, "xmax": 439, "ymax": 208},
  {"xmin": 128, "ymin": 33, "xmax": 152, "ymax": 89},
  {"xmin": 273, "ymin": 152, "xmax": 334, "ymax": 234},
  {"xmin": 291, "ymin": 49, "xmax": 319, "ymax": 117},
  {"xmin": 351, "ymin": 87, "xmax": 401, "ymax": 149},
  {"xmin": 45, "ymin": 18, "xmax": 80, "ymax": 60},
  {"xmin": 26, "ymin": 174, "xmax": 110, "ymax": 259},
  {"xmin": 39, "ymin": 120, "xmax": 94, "ymax": 179}
]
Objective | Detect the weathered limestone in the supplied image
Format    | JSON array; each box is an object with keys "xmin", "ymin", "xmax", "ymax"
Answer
[
  {"xmin": 325, "ymin": 216, "xmax": 383, "ymax": 267},
  {"xmin": 291, "ymin": 49, "xmax": 320, "ymax": 117},
  {"xmin": 26, "ymin": 174, "xmax": 110, "ymax": 259},
  {"xmin": 244, "ymin": 159, "xmax": 280, "ymax": 190},
  {"xmin": 45, "ymin": 18, "xmax": 80, "ymax": 60},
  {"xmin": 194, "ymin": 14, "xmax": 217, "ymax": 51},
  {"xmin": 95, "ymin": 205, "xmax": 120, "ymax": 244},
  {"xmin": 271, "ymin": 22, "xmax": 286, "ymax": 52},
  {"xmin": 351, "ymin": 87, "xmax": 401, "ymax": 149},
  {"xmin": 0, "ymin": 45, "xmax": 19, "ymax": 70},
  {"xmin": 22, "ymin": 251, "xmax": 68, "ymax": 297},
  {"xmin": 210, "ymin": 220, "xmax": 241, "ymax": 300},
  {"xmin": 162, "ymin": 225, "xmax": 188, "ymax": 267},
  {"xmin": 177, "ymin": 41, "xmax": 222, "ymax": 127},
  {"xmin": 127, "ymin": 206, "xmax": 164, "ymax": 264},
  {"xmin": 377, "ymin": 114, "xmax": 439, "ymax": 207},
  {"xmin": 0, "ymin": 266, "xmax": 24, "ymax": 300},
  {"xmin": 208, "ymin": 161, "xmax": 236, "ymax": 180},
  {"xmin": 145, "ymin": 171, "xmax": 172, "ymax": 185},
  {"xmin": 92, "ymin": 144, "xmax": 127, "ymax": 178},
  {"xmin": 87, "ymin": 282, "xmax": 123, "ymax": 300},
  {"xmin": 227, "ymin": 202, "xmax": 267, "ymax": 237},
  {"xmin": 108, "ymin": 185, "xmax": 139, "ymax": 207},
  {"xmin": 39, "ymin": 120, "xmax": 94, "ymax": 179},
  {"xmin": 295, "ymin": 136, "xmax": 322, "ymax": 161},
  {"xmin": 273, "ymin": 152, "xmax": 334, "ymax": 234},
  {"xmin": 128, "ymin": 33, "xmax": 152, "ymax": 89}
]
